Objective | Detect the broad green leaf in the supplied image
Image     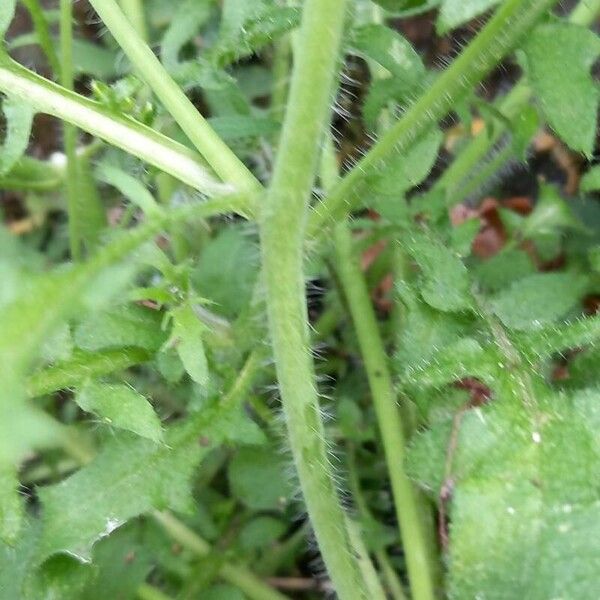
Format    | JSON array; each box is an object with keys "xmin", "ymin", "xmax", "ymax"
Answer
[
  {"xmin": 474, "ymin": 248, "xmax": 536, "ymax": 292},
  {"xmin": 228, "ymin": 446, "xmax": 292, "ymax": 511},
  {"xmin": 192, "ymin": 226, "xmax": 259, "ymax": 319},
  {"xmin": 170, "ymin": 303, "xmax": 209, "ymax": 386},
  {"xmin": 238, "ymin": 516, "xmax": 286, "ymax": 553},
  {"xmin": 75, "ymin": 304, "xmax": 166, "ymax": 353},
  {"xmin": 96, "ymin": 163, "xmax": 162, "ymax": 216},
  {"xmin": 37, "ymin": 403, "xmax": 244, "ymax": 563},
  {"xmin": 403, "ymin": 230, "xmax": 472, "ymax": 312},
  {"xmin": 0, "ymin": 0, "xmax": 16, "ymax": 39},
  {"xmin": 76, "ymin": 381, "xmax": 163, "ymax": 442},
  {"xmin": 409, "ymin": 395, "xmax": 600, "ymax": 598},
  {"xmin": 581, "ymin": 166, "xmax": 600, "ymax": 193},
  {"xmin": 490, "ymin": 272, "xmax": 588, "ymax": 330},
  {"xmin": 0, "ymin": 97, "xmax": 35, "ymax": 176},
  {"xmin": 522, "ymin": 24, "xmax": 600, "ymax": 157},
  {"xmin": 437, "ymin": 0, "xmax": 500, "ymax": 33},
  {"xmin": 350, "ymin": 25, "xmax": 424, "ymax": 83}
]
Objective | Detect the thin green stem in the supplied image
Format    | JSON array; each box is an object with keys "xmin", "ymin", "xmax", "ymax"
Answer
[
  {"xmin": 260, "ymin": 0, "xmax": 369, "ymax": 597},
  {"xmin": 0, "ymin": 58, "xmax": 238, "ymax": 199},
  {"xmin": 307, "ymin": 0, "xmax": 560, "ymax": 239},
  {"xmin": 153, "ymin": 512, "xmax": 289, "ymax": 600},
  {"xmin": 21, "ymin": 0, "xmax": 61, "ymax": 75},
  {"xmin": 59, "ymin": 0, "xmax": 82, "ymax": 259},
  {"xmin": 87, "ymin": 0, "xmax": 260, "ymax": 194},
  {"xmin": 332, "ymin": 222, "xmax": 436, "ymax": 600}
]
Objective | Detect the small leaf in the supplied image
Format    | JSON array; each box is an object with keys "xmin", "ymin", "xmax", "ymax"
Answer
[
  {"xmin": 170, "ymin": 303, "xmax": 209, "ymax": 386},
  {"xmin": 403, "ymin": 231, "xmax": 472, "ymax": 312},
  {"xmin": 437, "ymin": 0, "xmax": 499, "ymax": 33},
  {"xmin": 96, "ymin": 164, "xmax": 162, "ymax": 217},
  {"xmin": 0, "ymin": 97, "xmax": 35, "ymax": 176},
  {"xmin": 350, "ymin": 24, "xmax": 424, "ymax": 83},
  {"xmin": 76, "ymin": 381, "xmax": 163, "ymax": 442},
  {"xmin": 522, "ymin": 24, "xmax": 600, "ymax": 157},
  {"xmin": 521, "ymin": 184, "xmax": 583, "ymax": 237},
  {"xmin": 491, "ymin": 272, "xmax": 588, "ymax": 330}
]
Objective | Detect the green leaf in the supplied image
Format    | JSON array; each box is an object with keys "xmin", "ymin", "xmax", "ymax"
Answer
[
  {"xmin": 192, "ymin": 226, "xmax": 259, "ymax": 319},
  {"xmin": 522, "ymin": 24, "xmax": 600, "ymax": 157},
  {"xmin": 474, "ymin": 248, "xmax": 536, "ymax": 292},
  {"xmin": 96, "ymin": 163, "xmax": 162, "ymax": 217},
  {"xmin": 74, "ymin": 304, "xmax": 167, "ymax": 353},
  {"xmin": 37, "ymin": 403, "xmax": 242, "ymax": 563},
  {"xmin": 0, "ymin": 96, "xmax": 35, "ymax": 176},
  {"xmin": 208, "ymin": 115, "xmax": 279, "ymax": 140},
  {"xmin": 0, "ymin": 0, "xmax": 16, "ymax": 40},
  {"xmin": 403, "ymin": 230, "xmax": 472, "ymax": 312},
  {"xmin": 367, "ymin": 127, "xmax": 442, "ymax": 215},
  {"xmin": 76, "ymin": 381, "xmax": 163, "ymax": 442},
  {"xmin": 350, "ymin": 24, "xmax": 424, "ymax": 83},
  {"xmin": 581, "ymin": 166, "xmax": 600, "ymax": 193},
  {"xmin": 228, "ymin": 446, "xmax": 292, "ymax": 511},
  {"xmin": 490, "ymin": 272, "xmax": 588, "ymax": 330},
  {"xmin": 170, "ymin": 303, "xmax": 209, "ymax": 387},
  {"xmin": 437, "ymin": 0, "xmax": 500, "ymax": 33},
  {"xmin": 410, "ymin": 395, "xmax": 600, "ymax": 598}
]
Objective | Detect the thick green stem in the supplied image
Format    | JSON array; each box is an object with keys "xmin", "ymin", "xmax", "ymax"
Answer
[
  {"xmin": 260, "ymin": 0, "xmax": 369, "ymax": 597},
  {"xmin": 153, "ymin": 512, "xmax": 289, "ymax": 600},
  {"xmin": 307, "ymin": 0, "xmax": 560, "ymax": 238},
  {"xmin": 332, "ymin": 222, "xmax": 436, "ymax": 600},
  {"xmin": 0, "ymin": 59, "xmax": 237, "ymax": 199},
  {"xmin": 87, "ymin": 0, "xmax": 260, "ymax": 194}
]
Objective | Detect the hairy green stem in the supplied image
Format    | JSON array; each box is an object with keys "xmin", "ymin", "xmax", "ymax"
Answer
[
  {"xmin": 0, "ymin": 58, "xmax": 237, "ymax": 198},
  {"xmin": 332, "ymin": 222, "xmax": 436, "ymax": 600},
  {"xmin": 307, "ymin": 0, "xmax": 560, "ymax": 238},
  {"xmin": 21, "ymin": 0, "xmax": 61, "ymax": 74},
  {"xmin": 153, "ymin": 512, "xmax": 289, "ymax": 600},
  {"xmin": 260, "ymin": 0, "xmax": 369, "ymax": 597},
  {"xmin": 26, "ymin": 348, "xmax": 152, "ymax": 398},
  {"xmin": 87, "ymin": 0, "xmax": 260, "ymax": 193}
]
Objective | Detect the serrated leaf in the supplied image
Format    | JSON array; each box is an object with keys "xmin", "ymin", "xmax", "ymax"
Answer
[
  {"xmin": 75, "ymin": 304, "xmax": 166, "ymax": 353},
  {"xmin": 522, "ymin": 24, "xmax": 600, "ymax": 157},
  {"xmin": 76, "ymin": 381, "xmax": 163, "ymax": 442},
  {"xmin": 0, "ymin": 96, "xmax": 35, "ymax": 176},
  {"xmin": 437, "ymin": 0, "xmax": 500, "ymax": 33},
  {"xmin": 170, "ymin": 303, "xmax": 209, "ymax": 386},
  {"xmin": 37, "ymin": 403, "xmax": 243, "ymax": 563},
  {"xmin": 403, "ymin": 230, "xmax": 472, "ymax": 312},
  {"xmin": 490, "ymin": 272, "xmax": 588, "ymax": 330}
]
